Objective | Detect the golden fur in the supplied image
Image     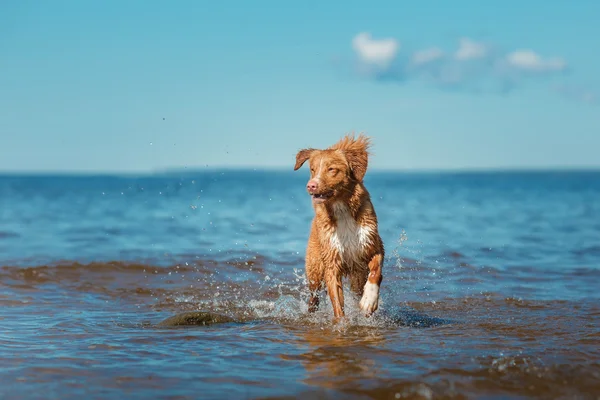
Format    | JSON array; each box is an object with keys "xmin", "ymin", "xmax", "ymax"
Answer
[{"xmin": 294, "ymin": 133, "xmax": 384, "ymax": 319}]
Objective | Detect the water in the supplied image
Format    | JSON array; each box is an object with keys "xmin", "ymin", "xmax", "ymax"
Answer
[{"xmin": 1, "ymin": 170, "xmax": 599, "ymax": 399}]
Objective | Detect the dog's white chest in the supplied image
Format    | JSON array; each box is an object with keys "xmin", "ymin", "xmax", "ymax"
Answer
[{"xmin": 329, "ymin": 203, "xmax": 372, "ymax": 259}]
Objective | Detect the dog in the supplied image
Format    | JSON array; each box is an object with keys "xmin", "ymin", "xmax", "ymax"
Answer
[{"xmin": 294, "ymin": 133, "xmax": 384, "ymax": 318}]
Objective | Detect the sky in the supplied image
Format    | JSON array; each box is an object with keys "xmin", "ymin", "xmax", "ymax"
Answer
[{"xmin": 1, "ymin": 0, "xmax": 599, "ymax": 173}]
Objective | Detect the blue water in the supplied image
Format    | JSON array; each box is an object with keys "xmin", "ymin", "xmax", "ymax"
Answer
[{"xmin": 1, "ymin": 170, "xmax": 599, "ymax": 399}]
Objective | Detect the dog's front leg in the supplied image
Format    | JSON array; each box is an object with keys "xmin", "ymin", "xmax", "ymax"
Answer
[
  {"xmin": 307, "ymin": 283, "xmax": 321, "ymax": 313},
  {"xmin": 359, "ymin": 253, "xmax": 383, "ymax": 316},
  {"xmin": 325, "ymin": 274, "xmax": 344, "ymax": 318},
  {"xmin": 305, "ymin": 235, "xmax": 324, "ymax": 313},
  {"xmin": 324, "ymin": 255, "xmax": 345, "ymax": 318}
]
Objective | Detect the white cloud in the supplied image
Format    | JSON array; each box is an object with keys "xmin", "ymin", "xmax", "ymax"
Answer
[
  {"xmin": 554, "ymin": 84, "xmax": 597, "ymax": 104},
  {"xmin": 411, "ymin": 47, "xmax": 444, "ymax": 65},
  {"xmin": 506, "ymin": 50, "xmax": 567, "ymax": 72},
  {"xmin": 344, "ymin": 32, "xmax": 591, "ymax": 103},
  {"xmin": 352, "ymin": 32, "xmax": 399, "ymax": 67},
  {"xmin": 455, "ymin": 38, "xmax": 488, "ymax": 60}
]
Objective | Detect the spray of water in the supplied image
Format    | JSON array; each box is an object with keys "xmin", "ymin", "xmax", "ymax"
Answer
[{"xmin": 162, "ymin": 229, "xmax": 448, "ymax": 331}]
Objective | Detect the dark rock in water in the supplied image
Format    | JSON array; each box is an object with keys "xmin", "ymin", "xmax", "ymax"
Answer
[
  {"xmin": 158, "ymin": 311, "xmax": 235, "ymax": 327},
  {"xmin": 381, "ymin": 307, "xmax": 454, "ymax": 328},
  {"xmin": 394, "ymin": 310, "xmax": 452, "ymax": 328}
]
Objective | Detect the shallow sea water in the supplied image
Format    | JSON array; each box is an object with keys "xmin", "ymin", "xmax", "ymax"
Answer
[{"xmin": 1, "ymin": 170, "xmax": 599, "ymax": 399}]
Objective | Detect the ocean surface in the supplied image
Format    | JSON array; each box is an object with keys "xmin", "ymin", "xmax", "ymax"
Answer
[{"xmin": 1, "ymin": 170, "xmax": 599, "ymax": 399}]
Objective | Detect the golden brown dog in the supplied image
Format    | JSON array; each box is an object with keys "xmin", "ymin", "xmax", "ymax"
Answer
[{"xmin": 294, "ymin": 133, "xmax": 384, "ymax": 318}]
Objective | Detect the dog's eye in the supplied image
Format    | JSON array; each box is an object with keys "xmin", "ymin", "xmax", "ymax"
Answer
[{"xmin": 328, "ymin": 167, "xmax": 336, "ymax": 173}]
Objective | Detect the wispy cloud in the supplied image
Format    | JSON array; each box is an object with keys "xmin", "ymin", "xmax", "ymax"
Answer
[
  {"xmin": 506, "ymin": 50, "xmax": 566, "ymax": 72},
  {"xmin": 454, "ymin": 38, "xmax": 488, "ymax": 61},
  {"xmin": 347, "ymin": 32, "xmax": 596, "ymax": 103},
  {"xmin": 411, "ymin": 47, "xmax": 444, "ymax": 65},
  {"xmin": 553, "ymin": 84, "xmax": 598, "ymax": 104}
]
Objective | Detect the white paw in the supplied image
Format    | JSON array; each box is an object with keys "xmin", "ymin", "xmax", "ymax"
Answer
[{"xmin": 359, "ymin": 282, "xmax": 379, "ymax": 315}]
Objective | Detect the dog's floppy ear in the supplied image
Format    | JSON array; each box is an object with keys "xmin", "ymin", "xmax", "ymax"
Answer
[
  {"xmin": 345, "ymin": 149, "xmax": 368, "ymax": 181},
  {"xmin": 294, "ymin": 148, "xmax": 315, "ymax": 170},
  {"xmin": 330, "ymin": 133, "xmax": 371, "ymax": 181}
]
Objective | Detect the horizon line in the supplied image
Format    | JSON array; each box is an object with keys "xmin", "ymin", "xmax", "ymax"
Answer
[{"xmin": 1, "ymin": 165, "xmax": 600, "ymax": 177}]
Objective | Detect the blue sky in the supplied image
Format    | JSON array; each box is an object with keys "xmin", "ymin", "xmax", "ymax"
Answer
[{"xmin": 2, "ymin": 0, "xmax": 599, "ymax": 173}]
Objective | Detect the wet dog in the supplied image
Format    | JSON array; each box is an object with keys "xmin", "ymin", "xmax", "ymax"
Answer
[{"xmin": 294, "ymin": 133, "xmax": 384, "ymax": 318}]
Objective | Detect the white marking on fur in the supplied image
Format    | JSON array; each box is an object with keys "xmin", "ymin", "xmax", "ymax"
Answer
[
  {"xmin": 316, "ymin": 158, "xmax": 324, "ymax": 176},
  {"xmin": 329, "ymin": 202, "xmax": 373, "ymax": 261},
  {"xmin": 359, "ymin": 281, "xmax": 379, "ymax": 314}
]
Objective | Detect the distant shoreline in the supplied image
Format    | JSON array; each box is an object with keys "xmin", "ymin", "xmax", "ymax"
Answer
[{"xmin": 1, "ymin": 166, "xmax": 600, "ymax": 178}]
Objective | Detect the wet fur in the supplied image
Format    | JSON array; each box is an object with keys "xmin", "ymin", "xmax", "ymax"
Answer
[{"xmin": 294, "ymin": 133, "xmax": 384, "ymax": 319}]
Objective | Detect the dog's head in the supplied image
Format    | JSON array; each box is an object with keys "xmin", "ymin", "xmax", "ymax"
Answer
[{"xmin": 293, "ymin": 133, "xmax": 371, "ymax": 204}]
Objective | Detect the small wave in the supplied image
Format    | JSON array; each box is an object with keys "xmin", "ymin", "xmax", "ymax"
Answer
[
  {"xmin": 0, "ymin": 256, "xmax": 272, "ymax": 283},
  {"xmin": 0, "ymin": 231, "xmax": 20, "ymax": 239}
]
